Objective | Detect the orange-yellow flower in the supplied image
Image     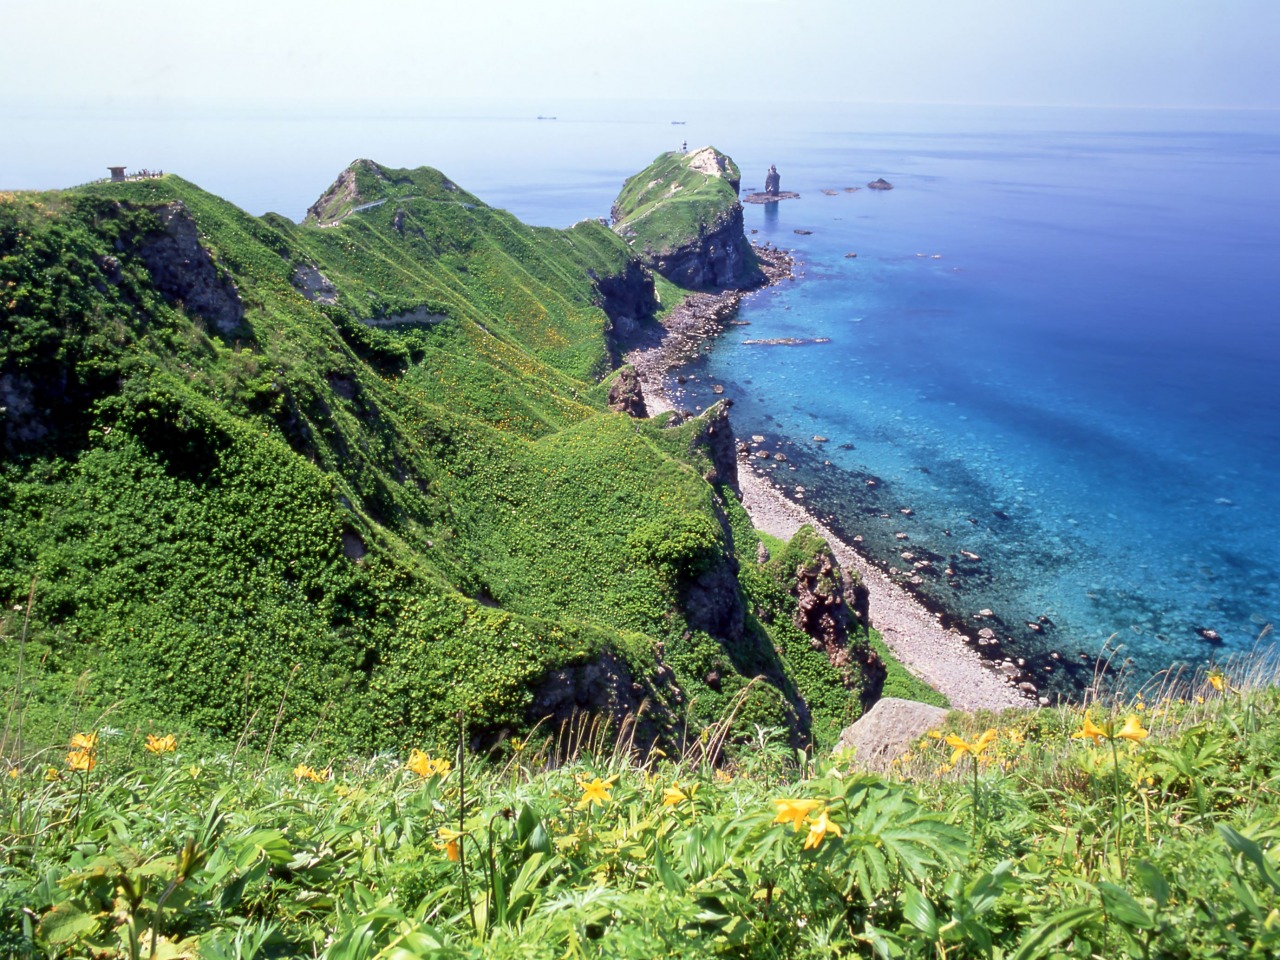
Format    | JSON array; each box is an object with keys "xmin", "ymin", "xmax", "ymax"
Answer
[
  {"xmin": 803, "ymin": 807, "xmax": 843, "ymax": 851},
  {"xmin": 1207, "ymin": 670, "xmax": 1226, "ymax": 693},
  {"xmin": 436, "ymin": 827, "xmax": 463, "ymax": 862},
  {"xmin": 663, "ymin": 781, "xmax": 698, "ymax": 807},
  {"xmin": 293, "ymin": 763, "xmax": 322, "ymax": 782},
  {"xmin": 772, "ymin": 797, "xmax": 821, "ymax": 831},
  {"xmin": 70, "ymin": 732, "xmax": 98, "ymax": 752},
  {"xmin": 577, "ymin": 775, "xmax": 617, "ymax": 809},
  {"xmin": 66, "ymin": 749, "xmax": 95, "ymax": 773},
  {"xmin": 1072, "ymin": 714, "xmax": 1108, "ymax": 746},
  {"xmin": 407, "ymin": 749, "xmax": 451, "ymax": 779},
  {"xmin": 145, "ymin": 734, "xmax": 177, "ymax": 754},
  {"xmin": 945, "ymin": 729, "xmax": 997, "ymax": 766},
  {"xmin": 1116, "ymin": 715, "xmax": 1149, "ymax": 742}
]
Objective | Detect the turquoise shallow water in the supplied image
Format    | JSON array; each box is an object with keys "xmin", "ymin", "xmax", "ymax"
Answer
[{"xmin": 8, "ymin": 99, "xmax": 1279, "ymax": 693}]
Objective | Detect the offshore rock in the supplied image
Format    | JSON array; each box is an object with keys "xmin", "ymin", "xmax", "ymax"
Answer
[{"xmin": 764, "ymin": 164, "xmax": 781, "ymax": 196}]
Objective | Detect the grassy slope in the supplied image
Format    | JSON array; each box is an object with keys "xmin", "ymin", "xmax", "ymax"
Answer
[
  {"xmin": 5, "ymin": 673, "xmax": 1278, "ymax": 958},
  {"xmin": 612, "ymin": 149, "xmax": 744, "ymax": 257},
  {"xmin": 0, "ymin": 164, "xmax": 889, "ymax": 755}
]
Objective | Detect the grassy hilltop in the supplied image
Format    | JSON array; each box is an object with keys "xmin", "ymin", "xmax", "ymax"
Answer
[{"xmin": 0, "ymin": 157, "xmax": 883, "ymax": 757}]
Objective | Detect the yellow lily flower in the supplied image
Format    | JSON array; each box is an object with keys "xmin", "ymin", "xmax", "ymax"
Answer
[
  {"xmin": 293, "ymin": 763, "xmax": 321, "ymax": 782},
  {"xmin": 945, "ymin": 728, "xmax": 997, "ymax": 766},
  {"xmin": 70, "ymin": 732, "xmax": 98, "ymax": 752},
  {"xmin": 436, "ymin": 827, "xmax": 464, "ymax": 862},
  {"xmin": 1072, "ymin": 714, "xmax": 1108, "ymax": 746},
  {"xmin": 1207, "ymin": 670, "xmax": 1226, "ymax": 693},
  {"xmin": 803, "ymin": 807, "xmax": 843, "ymax": 851},
  {"xmin": 772, "ymin": 797, "xmax": 821, "ymax": 831},
  {"xmin": 662, "ymin": 782, "xmax": 690, "ymax": 807},
  {"xmin": 66, "ymin": 749, "xmax": 95, "ymax": 773},
  {"xmin": 145, "ymin": 734, "xmax": 177, "ymax": 754},
  {"xmin": 576, "ymin": 775, "xmax": 617, "ymax": 809},
  {"xmin": 1117, "ymin": 715, "xmax": 1149, "ymax": 742}
]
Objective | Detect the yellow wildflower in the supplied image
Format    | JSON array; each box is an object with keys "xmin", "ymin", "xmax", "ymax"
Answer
[
  {"xmin": 293, "ymin": 763, "xmax": 322, "ymax": 782},
  {"xmin": 1207, "ymin": 670, "xmax": 1226, "ymax": 693},
  {"xmin": 7, "ymin": 767, "xmax": 17, "ymax": 780},
  {"xmin": 772, "ymin": 797, "xmax": 821, "ymax": 831},
  {"xmin": 436, "ymin": 827, "xmax": 464, "ymax": 862},
  {"xmin": 70, "ymin": 732, "xmax": 98, "ymax": 752},
  {"xmin": 66, "ymin": 749, "xmax": 95, "ymax": 773},
  {"xmin": 1117, "ymin": 715, "xmax": 1149, "ymax": 742},
  {"xmin": 945, "ymin": 729, "xmax": 997, "ymax": 766},
  {"xmin": 509, "ymin": 738, "xmax": 526, "ymax": 755},
  {"xmin": 925, "ymin": 729, "xmax": 943, "ymax": 740},
  {"xmin": 803, "ymin": 807, "xmax": 843, "ymax": 851},
  {"xmin": 714, "ymin": 769, "xmax": 732, "ymax": 783},
  {"xmin": 45, "ymin": 767, "xmax": 61, "ymax": 782},
  {"xmin": 145, "ymin": 734, "xmax": 177, "ymax": 754},
  {"xmin": 577, "ymin": 775, "xmax": 617, "ymax": 809},
  {"xmin": 663, "ymin": 781, "xmax": 698, "ymax": 807},
  {"xmin": 1072, "ymin": 714, "xmax": 1108, "ymax": 746}
]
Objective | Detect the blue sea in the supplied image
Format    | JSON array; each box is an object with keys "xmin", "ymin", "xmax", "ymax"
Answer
[{"xmin": 7, "ymin": 98, "xmax": 1279, "ymax": 694}]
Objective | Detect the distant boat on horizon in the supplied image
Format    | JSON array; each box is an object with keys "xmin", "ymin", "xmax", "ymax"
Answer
[
  {"xmin": 671, "ymin": 121, "xmax": 686, "ymax": 125},
  {"xmin": 536, "ymin": 115, "xmax": 557, "ymax": 121}
]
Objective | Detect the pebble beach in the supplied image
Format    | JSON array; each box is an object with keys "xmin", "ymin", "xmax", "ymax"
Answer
[{"xmin": 626, "ymin": 245, "xmax": 1028, "ymax": 713}]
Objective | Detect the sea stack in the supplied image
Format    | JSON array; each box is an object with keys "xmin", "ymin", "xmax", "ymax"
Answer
[{"xmin": 764, "ymin": 164, "xmax": 781, "ymax": 197}]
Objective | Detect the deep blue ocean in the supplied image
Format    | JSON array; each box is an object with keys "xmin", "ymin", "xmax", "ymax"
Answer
[{"xmin": 7, "ymin": 99, "xmax": 1279, "ymax": 693}]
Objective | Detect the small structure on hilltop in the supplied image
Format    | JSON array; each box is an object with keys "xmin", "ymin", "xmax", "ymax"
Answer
[
  {"xmin": 108, "ymin": 166, "xmax": 127, "ymax": 182},
  {"xmin": 764, "ymin": 164, "xmax": 781, "ymax": 196}
]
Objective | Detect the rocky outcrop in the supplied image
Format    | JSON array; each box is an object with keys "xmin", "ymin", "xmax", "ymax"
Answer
[
  {"xmin": 611, "ymin": 148, "xmax": 763, "ymax": 292},
  {"xmin": 529, "ymin": 649, "xmax": 647, "ymax": 730},
  {"xmin": 791, "ymin": 541, "xmax": 884, "ymax": 694},
  {"xmin": 688, "ymin": 400, "xmax": 739, "ymax": 493},
  {"xmin": 832, "ymin": 697, "xmax": 949, "ymax": 770},
  {"xmin": 593, "ymin": 259, "xmax": 659, "ymax": 358},
  {"xmin": 867, "ymin": 178, "xmax": 894, "ymax": 191},
  {"xmin": 138, "ymin": 202, "xmax": 244, "ymax": 334},
  {"xmin": 764, "ymin": 164, "xmax": 781, "ymax": 196},
  {"xmin": 291, "ymin": 262, "xmax": 338, "ymax": 304},
  {"xmin": 651, "ymin": 205, "xmax": 761, "ymax": 291},
  {"xmin": 606, "ymin": 366, "xmax": 648, "ymax": 418}
]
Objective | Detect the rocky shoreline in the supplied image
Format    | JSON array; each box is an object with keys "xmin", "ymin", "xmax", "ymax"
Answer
[{"xmin": 624, "ymin": 244, "xmax": 1029, "ymax": 713}]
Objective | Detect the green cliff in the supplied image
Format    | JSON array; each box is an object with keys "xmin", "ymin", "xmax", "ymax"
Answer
[
  {"xmin": 0, "ymin": 157, "xmax": 870, "ymax": 753},
  {"xmin": 611, "ymin": 147, "xmax": 762, "ymax": 290}
]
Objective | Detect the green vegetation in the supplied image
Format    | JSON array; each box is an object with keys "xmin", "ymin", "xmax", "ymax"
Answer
[
  {"xmin": 0, "ymin": 158, "xmax": 893, "ymax": 758},
  {"xmin": 4, "ymin": 664, "xmax": 1278, "ymax": 957},
  {"xmin": 612, "ymin": 148, "xmax": 753, "ymax": 263}
]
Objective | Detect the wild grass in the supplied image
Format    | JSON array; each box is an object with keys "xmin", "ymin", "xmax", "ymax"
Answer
[{"xmin": 4, "ymin": 643, "xmax": 1278, "ymax": 958}]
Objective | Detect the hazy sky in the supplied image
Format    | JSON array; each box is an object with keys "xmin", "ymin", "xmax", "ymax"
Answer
[{"xmin": 3, "ymin": 0, "xmax": 1278, "ymax": 111}]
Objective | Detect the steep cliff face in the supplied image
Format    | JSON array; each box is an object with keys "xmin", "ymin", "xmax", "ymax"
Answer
[{"xmin": 611, "ymin": 147, "xmax": 762, "ymax": 291}]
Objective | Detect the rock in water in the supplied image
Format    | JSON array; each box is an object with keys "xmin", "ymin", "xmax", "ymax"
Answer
[
  {"xmin": 764, "ymin": 164, "xmax": 781, "ymax": 197},
  {"xmin": 833, "ymin": 698, "xmax": 949, "ymax": 770},
  {"xmin": 867, "ymin": 178, "xmax": 894, "ymax": 190}
]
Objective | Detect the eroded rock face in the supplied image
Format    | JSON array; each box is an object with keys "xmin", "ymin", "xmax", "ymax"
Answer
[
  {"xmin": 593, "ymin": 259, "xmax": 659, "ymax": 352},
  {"xmin": 764, "ymin": 164, "xmax": 781, "ymax": 196},
  {"xmin": 139, "ymin": 202, "xmax": 244, "ymax": 333},
  {"xmin": 832, "ymin": 697, "xmax": 949, "ymax": 770},
  {"xmin": 791, "ymin": 544, "xmax": 884, "ymax": 695},
  {"xmin": 654, "ymin": 205, "xmax": 760, "ymax": 291},
  {"xmin": 292, "ymin": 262, "xmax": 338, "ymax": 304},
  {"xmin": 530, "ymin": 649, "xmax": 645, "ymax": 730},
  {"xmin": 688, "ymin": 401, "xmax": 739, "ymax": 493},
  {"xmin": 606, "ymin": 366, "xmax": 648, "ymax": 418}
]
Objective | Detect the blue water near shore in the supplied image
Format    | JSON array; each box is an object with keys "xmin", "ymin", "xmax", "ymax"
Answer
[{"xmin": 8, "ymin": 99, "xmax": 1279, "ymax": 692}]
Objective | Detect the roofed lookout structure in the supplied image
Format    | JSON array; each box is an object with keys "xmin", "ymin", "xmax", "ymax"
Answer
[{"xmin": 108, "ymin": 166, "xmax": 127, "ymax": 182}]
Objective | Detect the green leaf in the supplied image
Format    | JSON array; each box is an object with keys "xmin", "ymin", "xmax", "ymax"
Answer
[
  {"xmin": 1010, "ymin": 905, "xmax": 1096, "ymax": 960},
  {"xmin": 902, "ymin": 884, "xmax": 938, "ymax": 937},
  {"xmin": 1132, "ymin": 860, "xmax": 1170, "ymax": 909},
  {"xmin": 37, "ymin": 903, "xmax": 100, "ymax": 945},
  {"xmin": 1098, "ymin": 881, "xmax": 1155, "ymax": 930}
]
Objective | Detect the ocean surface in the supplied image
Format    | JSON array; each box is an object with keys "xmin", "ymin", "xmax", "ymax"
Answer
[{"xmin": 7, "ymin": 98, "xmax": 1279, "ymax": 695}]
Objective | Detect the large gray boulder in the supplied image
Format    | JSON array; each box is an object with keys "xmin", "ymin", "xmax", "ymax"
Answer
[{"xmin": 833, "ymin": 697, "xmax": 949, "ymax": 770}]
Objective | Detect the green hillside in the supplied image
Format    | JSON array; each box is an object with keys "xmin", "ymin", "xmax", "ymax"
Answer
[{"xmin": 0, "ymin": 159, "xmax": 877, "ymax": 756}]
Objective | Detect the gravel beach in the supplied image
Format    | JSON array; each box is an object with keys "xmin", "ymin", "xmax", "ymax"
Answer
[{"xmin": 625, "ymin": 245, "xmax": 1029, "ymax": 714}]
